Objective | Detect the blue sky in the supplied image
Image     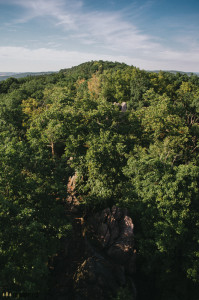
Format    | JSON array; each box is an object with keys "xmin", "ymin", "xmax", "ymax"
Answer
[{"xmin": 0, "ymin": 0, "xmax": 199, "ymax": 72}]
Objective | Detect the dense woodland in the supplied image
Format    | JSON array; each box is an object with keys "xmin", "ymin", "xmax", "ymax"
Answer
[{"xmin": 0, "ymin": 61, "xmax": 199, "ymax": 299}]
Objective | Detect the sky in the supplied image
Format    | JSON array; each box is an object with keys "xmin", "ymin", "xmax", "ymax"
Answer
[{"xmin": 0, "ymin": 0, "xmax": 199, "ymax": 72}]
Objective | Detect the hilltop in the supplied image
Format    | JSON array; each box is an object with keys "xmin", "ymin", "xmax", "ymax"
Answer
[{"xmin": 1, "ymin": 61, "xmax": 198, "ymax": 82}]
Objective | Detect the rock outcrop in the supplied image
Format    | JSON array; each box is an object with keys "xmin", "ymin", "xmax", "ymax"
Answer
[
  {"xmin": 48, "ymin": 206, "xmax": 136, "ymax": 300},
  {"xmin": 87, "ymin": 206, "xmax": 136, "ymax": 275},
  {"xmin": 113, "ymin": 101, "xmax": 127, "ymax": 112}
]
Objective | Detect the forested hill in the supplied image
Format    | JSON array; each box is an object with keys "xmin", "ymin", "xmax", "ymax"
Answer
[{"xmin": 0, "ymin": 60, "xmax": 199, "ymax": 299}]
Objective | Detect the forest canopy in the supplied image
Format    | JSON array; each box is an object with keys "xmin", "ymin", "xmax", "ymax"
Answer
[{"xmin": 0, "ymin": 61, "xmax": 199, "ymax": 299}]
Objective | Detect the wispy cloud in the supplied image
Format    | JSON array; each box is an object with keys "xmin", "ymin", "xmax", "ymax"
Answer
[
  {"xmin": 6, "ymin": 0, "xmax": 157, "ymax": 52},
  {"xmin": 1, "ymin": 0, "xmax": 199, "ymax": 71},
  {"xmin": 75, "ymin": 11, "xmax": 158, "ymax": 52},
  {"xmin": 7, "ymin": 0, "xmax": 78, "ymax": 28}
]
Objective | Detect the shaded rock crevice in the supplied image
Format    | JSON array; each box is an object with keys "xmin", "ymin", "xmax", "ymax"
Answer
[{"xmin": 48, "ymin": 205, "xmax": 136, "ymax": 300}]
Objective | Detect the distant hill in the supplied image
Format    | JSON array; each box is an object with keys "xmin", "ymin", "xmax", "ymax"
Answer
[
  {"xmin": 150, "ymin": 70, "xmax": 199, "ymax": 76},
  {"xmin": 0, "ymin": 71, "xmax": 56, "ymax": 81}
]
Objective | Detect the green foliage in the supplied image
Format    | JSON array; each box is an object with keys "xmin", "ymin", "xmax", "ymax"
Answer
[
  {"xmin": 1, "ymin": 61, "xmax": 199, "ymax": 299},
  {"xmin": 0, "ymin": 134, "xmax": 71, "ymax": 293},
  {"xmin": 112, "ymin": 286, "xmax": 135, "ymax": 300}
]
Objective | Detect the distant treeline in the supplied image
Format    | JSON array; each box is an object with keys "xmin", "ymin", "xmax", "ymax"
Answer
[{"xmin": 0, "ymin": 71, "xmax": 56, "ymax": 82}]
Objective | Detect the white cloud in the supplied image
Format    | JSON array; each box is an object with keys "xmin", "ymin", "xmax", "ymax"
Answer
[
  {"xmin": 74, "ymin": 11, "xmax": 158, "ymax": 52},
  {"xmin": 7, "ymin": 0, "xmax": 80, "ymax": 29},
  {"xmin": 0, "ymin": 46, "xmax": 199, "ymax": 72},
  {"xmin": 0, "ymin": 46, "xmax": 128, "ymax": 72}
]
